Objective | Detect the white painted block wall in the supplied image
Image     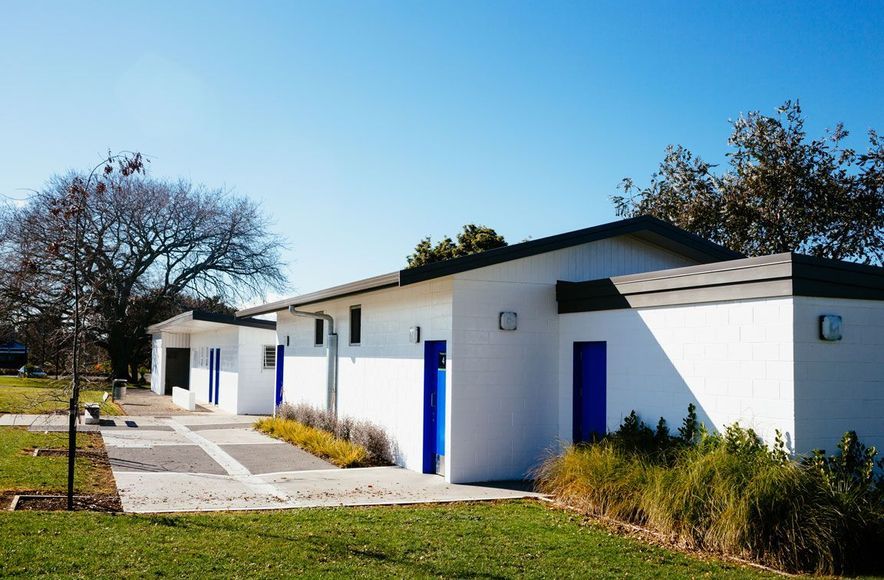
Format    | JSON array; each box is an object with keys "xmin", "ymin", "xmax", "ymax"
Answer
[
  {"xmin": 236, "ymin": 326, "xmax": 277, "ymax": 415},
  {"xmin": 448, "ymin": 236, "xmax": 699, "ymax": 483},
  {"xmin": 792, "ymin": 297, "xmax": 884, "ymax": 454},
  {"xmin": 150, "ymin": 337, "xmax": 163, "ymax": 395},
  {"xmin": 276, "ymin": 279, "xmax": 453, "ymax": 473},
  {"xmin": 189, "ymin": 327, "xmax": 240, "ymax": 414},
  {"xmin": 558, "ymin": 298, "xmax": 797, "ymax": 451}
]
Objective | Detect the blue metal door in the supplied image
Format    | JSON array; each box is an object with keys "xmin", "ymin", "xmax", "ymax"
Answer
[
  {"xmin": 213, "ymin": 348, "xmax": 221, "ymax": 405},
  {"xmin": 423, "ymin": 340, "xmax": 447, "ymax": 474},
  {"xmin": 275, "ymin": 344, "xmax": 285, "ymax": 407},
  {"xmin": 573, "ymin": 342, "xmax": 607, "ymax": 443},
  {"xmin": 208, "ymin": 348, "xmax": 215, "ymax": 404}
]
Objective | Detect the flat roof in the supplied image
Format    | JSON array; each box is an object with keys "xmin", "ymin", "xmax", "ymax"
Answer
[
  {"xmin": 148, "ymin": 310, "xmax": 276, "ymax": 335},
  {"xmin": 557, "ymin": 252, "xmax": 884, "ymax": 313},
  {"xmin": 237, "ymin": 216, "xmax": 741, "ymax": 318}
]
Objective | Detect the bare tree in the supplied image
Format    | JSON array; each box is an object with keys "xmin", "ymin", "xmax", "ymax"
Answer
[{"xmin": 0, "ymin": 157, "xmax": 288, "ymax": 382}]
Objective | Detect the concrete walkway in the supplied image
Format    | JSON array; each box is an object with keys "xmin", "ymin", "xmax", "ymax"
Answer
[
  {"xmin": 98, "ymin": 412, "xmax": 539, "ymax": 513},
  {"xmin": 118, "ymin": 387, "xmax": 211, "ymax": 416}
]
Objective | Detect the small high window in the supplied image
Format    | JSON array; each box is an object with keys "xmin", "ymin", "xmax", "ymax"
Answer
[
  {"xmin": 263, "ymin": 345, "xmax": 276, "ymax": 369},
  {"xmin": 314, "ymin": 315, "xmax": 324, "ymax": 347},
  {"xmin": 350, "ymin": 305, "xmax": 362, "ymax": 345}
]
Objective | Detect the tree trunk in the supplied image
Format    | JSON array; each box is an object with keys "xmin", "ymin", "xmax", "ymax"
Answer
[{"xmin": 106, "ymin": 331, "xmax": 132, "ymax": 381}]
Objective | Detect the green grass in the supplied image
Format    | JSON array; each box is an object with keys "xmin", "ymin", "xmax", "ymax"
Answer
[
  {"xmin": 0, "ymin": 501, "xmax": 775, "ymax": 579},
  {"xmin": 0, "ymin": 427, "xmax": 115, "ymax": 494},
  {"xmin": 255, "ymin": 416, "xmax": 369, "ymax": 467},
  {"xmin": 0, "ymin": 376, "xmax": 122, "ymax": 415}
]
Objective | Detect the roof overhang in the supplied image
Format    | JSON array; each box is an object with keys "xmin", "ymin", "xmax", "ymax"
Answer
[
  {"xmin": 236, "ymin": 216, "xmax": 743, "ymax": 319},
  {"xmin": 399, "ymin": 216, "xmax": 742, "ymax": 286},
  {"xmin": 148, "ymin": 310, "xmax": 276, "ymax": 335},
  {"xmin": 235, "ymin": 272, "xmax": 400, "ymax": 318},
  {"xmin": 557, "ymin": 253, "xmax": 884, "ymax": 313}
]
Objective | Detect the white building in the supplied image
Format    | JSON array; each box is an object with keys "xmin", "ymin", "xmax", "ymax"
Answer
[
  {"xmin": 233, "ymin": 216, "xmax": 883, "ymax": 483},
  {"xmin": 148, "ymin": 310, "xmax": 278, "ymax": 415}
]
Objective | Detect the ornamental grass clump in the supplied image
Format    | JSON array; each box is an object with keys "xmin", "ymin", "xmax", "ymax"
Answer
[
  {"xmin": 534, "ymin": 405, "xmax": 883, "ymax": 575},
  {"xmin": 273, "ymin": 402, "xmax": 394, "ymax": 466},
  {"xmin": 254, "ymin": 416, "xmax": 368, "ymax": 467}
]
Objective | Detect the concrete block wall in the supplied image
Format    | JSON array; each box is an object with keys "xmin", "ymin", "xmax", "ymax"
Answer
[
  {"xmin": 792, "ymin": 297, "xmax": 884, "ymax": 454},
  {"xmin": 276, "ymin": 278, "xmax": 453, "ymax": 473},
  {"xmin": 150, "ymin": 337, "xmax": 163, "ymax": 395},
  {"xmin": 235, "ymin": 326, "xmax": 277, "ymax": 414},
  {"xmin": 447, "ymin": 235, "xmax": 700, "ymax": 483},
  {"xmin": 149, "ymin": 332, "xmax": 190, "ymax": 396},
  {"xmin": 189, "ymin": 327, "xmax": 240, "ymax": 414},
  {"xmin": 558, "ymin": 298, "xmax": 797, "ymax": 450}
]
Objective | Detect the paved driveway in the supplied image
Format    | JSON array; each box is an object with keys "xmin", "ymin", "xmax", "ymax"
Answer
[{"xmin": 100, "ymin": 413, "xmax": 538, "ymax": 513}]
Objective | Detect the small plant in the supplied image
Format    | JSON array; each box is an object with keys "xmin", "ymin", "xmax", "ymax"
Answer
[
  {"xmin": 678, "ymin": 402, "xmax": 698, "ymax": 444},
  {"xmin": 275, "ymin": 402, "xmax": 393, "ymax": 465},
  {"xmin": 804, "ymin": 431, "xmax": 882, "ymax": 496},
  {"xmin": 255, "ymin": 417, "xmax": 368, "ymax": 467}
]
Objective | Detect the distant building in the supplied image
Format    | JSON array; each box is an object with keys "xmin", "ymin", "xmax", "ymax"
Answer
[
  {"xmin": 147, "ymin": 310, "xmax": 277, "ymax": 415},
  {"xmin": 0, "ymin": 341, "xmax": 28, "ymax": 369}
]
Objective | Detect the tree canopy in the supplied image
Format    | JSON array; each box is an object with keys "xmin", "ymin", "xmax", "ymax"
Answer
[
  {"xmin": 0, "ymin": 156, "xmax": 287, "ymax": 379},
  {"xmin": 406, "ymin": 224, "xmax": 507, "ymax": 268},
  {"xmin": 613, "ymin": 101, "xmax": 884, "ymax": 264}
]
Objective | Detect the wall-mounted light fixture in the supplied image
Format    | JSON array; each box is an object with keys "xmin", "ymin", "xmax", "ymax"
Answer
[
  {"xmin": 819, "ymin": 315, "xmax": 842, "ymax": 341},
  {"xmin": 409, "ymin": 326, "xmax": 421, "ymax": 344},
  {"xmin": 499, "ymin": 311, "xmax": 518, "ymax": 331},
  {"xmin": 286, "ymin": 335, "xmax": 290, "ymax": 347}
]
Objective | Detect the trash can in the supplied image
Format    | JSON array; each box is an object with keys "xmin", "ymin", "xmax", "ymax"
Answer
[
  {"xmin": 84, "ymin": 403, "xmax": 100, "ymax": 425},
  {"xmin": 112, "ymin": 379, "xmax": 127, "ymax": 400}
]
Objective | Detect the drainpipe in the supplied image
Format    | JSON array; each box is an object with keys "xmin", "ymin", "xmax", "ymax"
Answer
[{"xmin": 288, "ymin": 306, "xmax": 338, "ymax": 417}]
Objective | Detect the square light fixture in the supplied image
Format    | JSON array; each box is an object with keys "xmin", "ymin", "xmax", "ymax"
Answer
[
  {"xmin": 499, "ymin": 311, "xmax": 518, "ymax": 331},
  {"xmin": 819, "ymin": 315, "xmax": 842, "ymax": 341}
]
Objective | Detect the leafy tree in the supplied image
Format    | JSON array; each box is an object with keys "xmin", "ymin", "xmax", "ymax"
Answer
[
  {"xmin": 613, "ymin": 101, "xmax": 884, "ymax": 264},
  {"xmin": 0, "ymin": 154, "xmax": 287, "ymax": 381},
  {"xmin": 406, "ymin": 224, "xmax": 507, "ymax": 268}
]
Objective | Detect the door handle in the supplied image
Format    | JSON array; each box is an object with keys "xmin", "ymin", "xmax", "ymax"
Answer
[{"xmin": 430, "ymin": 393, "xmax": 436, "ymax": 408}]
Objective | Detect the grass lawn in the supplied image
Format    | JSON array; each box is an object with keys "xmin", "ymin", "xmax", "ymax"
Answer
[
  {"xmin": 0, "ymin": 427, "xmax": 116, "ymax": 495},
  {"xmin": 0, "ymin": 376, "xmax": 122, "ymax": 415},
  {"xmin": 0, "ymin": 501, "xmax": 776, "ymax": 579}
]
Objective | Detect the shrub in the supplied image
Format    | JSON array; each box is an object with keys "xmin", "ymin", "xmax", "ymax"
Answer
[
  {"xmin": 275, "ymin": 402, "xmax": 393, "ymax": 466},
  {"xmin": 255, "ymin": 417, "xmax": 367, "ymax": 467},
  {"xmin": 535, "ymin": 406, "xmax": 884, "ymax": 575}
]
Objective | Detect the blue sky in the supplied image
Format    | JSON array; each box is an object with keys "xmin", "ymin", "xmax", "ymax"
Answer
[{"xmin": 1, "ymin": 1, "xmax": 882, "ymax": 303}]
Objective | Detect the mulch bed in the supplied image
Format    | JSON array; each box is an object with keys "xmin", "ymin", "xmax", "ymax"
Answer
[
  {"xmin": 6, "ymin": 492, "xmax": 122, "ymax": 512},
  {"xmin": 5, "ymin": 441, "xmax": 123, "ymax": 512}
]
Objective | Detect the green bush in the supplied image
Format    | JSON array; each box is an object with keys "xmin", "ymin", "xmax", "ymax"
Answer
[{"xmin": 534, "ymin": 406, "xmax": 884, "ymax": 575}]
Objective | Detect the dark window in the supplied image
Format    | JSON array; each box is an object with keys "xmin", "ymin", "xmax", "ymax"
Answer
[
  {"xmin": 314, "ymin": 316, "xmax": 324, "ymax": 346},
  {"xmin": 350, "ymin": 306, "xmax": 362, "ymax": 345}
]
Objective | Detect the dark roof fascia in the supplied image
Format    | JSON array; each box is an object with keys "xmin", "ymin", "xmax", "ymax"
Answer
[
  {"xmin": 149, "ymin": 310, "xmax": 276, "ymax": 334},
  {"xmin": 235, "ymin": 272, "xmax": 400, "ymax": 318},
  {"xmin": 557, "ymin": 253, "xmax": 884, "ymax": 313},
  {"xmin": 399, "ymin": 216, "xmax": 742, "ymax": 287},
  {"xmin": 191, "ymin": 310, "xmax": 276, "ymax": 330},
  {"xmin": 235, "ymin": 217, "xmax": 740, "ymax": 318}
]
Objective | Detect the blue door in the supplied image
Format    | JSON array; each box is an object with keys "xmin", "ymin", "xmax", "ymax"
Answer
[
  {"xmin": 423, "ymin": 341, "xmax": 447, "ymax": 475},
  {"xmin": 213, "ymin": 348, "xmax": 221, "ymax": 405},
  {"xmin": 573, "ymin": 342, "xmax": 607, "ymax": 443},
  {"xmin": 275, "ymin": 344, "xmax": 285, "ymax": 406},
  {"xmin": 208, "ymin": 348, "xmax": 215, "ymax": 404}
]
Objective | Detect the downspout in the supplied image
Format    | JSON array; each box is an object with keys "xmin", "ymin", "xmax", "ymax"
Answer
[{"xmin": 288, "ymin": 306, "xmax": 338, "ymax": 417}]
